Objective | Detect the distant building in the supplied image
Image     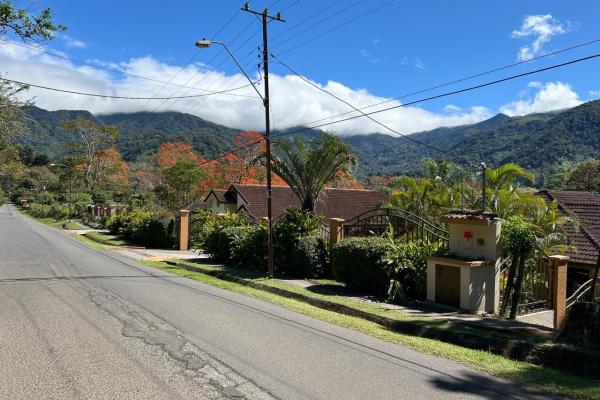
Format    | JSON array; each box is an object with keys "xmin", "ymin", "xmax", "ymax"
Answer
[{"xmin": 187, "ymin": 183, "xmax": 386, "ymax": 221}]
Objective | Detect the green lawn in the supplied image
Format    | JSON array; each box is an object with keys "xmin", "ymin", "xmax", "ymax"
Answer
[
  {"xmin": 143, "ymin": 260, "xmax": 600, "ymax": 400},
  {"xmin": 83, "ymin": 230, "xmax": 130, "ymax": 246},
  {"xmin": 19, "ymin": 209, "xmax": 85, "ymax": 230}
]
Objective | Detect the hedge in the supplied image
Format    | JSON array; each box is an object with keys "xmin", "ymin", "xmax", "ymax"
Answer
[
  {"xmin": 331, "ymin": 237, "xmax": 390, "ymax": 297},
  {"xmin": 105, "ymin": 210, "xmax": 175, "ymax": 248},
  {"xmin": 275, "ymin": 234, "xmax": 328, "ymax": 278}
]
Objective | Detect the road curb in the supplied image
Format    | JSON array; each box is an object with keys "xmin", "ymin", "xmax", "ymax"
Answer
[{"xmin": 166, "ymin": 260, "xmax": 600, "ymax": 379}]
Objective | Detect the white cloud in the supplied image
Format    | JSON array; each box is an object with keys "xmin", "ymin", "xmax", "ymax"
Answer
[
  {"xmin": 57, "ymin": 33, "xmax": 87, "ymax": 49},
  {"xmin": 444, "ymin": 104, "xmax": 461, "ymax": 113},
  {"xmin": 500, "ymin": 81, "xmax": 582, "ymax": 116},
  {"xmin": 512, "ymin": 14, "xmax": 568, "ymax": 61},
  {"xmin": 590, "ymin": 90, "xmax": 600, "ymax": 97},
  {"xmin": 0, "ymin": 43, "xmax": 493, "ymax": 136},
  {"xmin": 414, "ymin": 57, "xmax": 426, "ymax": 70}
]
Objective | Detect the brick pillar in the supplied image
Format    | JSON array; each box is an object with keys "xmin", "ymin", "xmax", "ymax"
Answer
[
  {"xmin": 550, "ymin": 255, "xmax": 569, "ymax": 330},
  {"xmin": 329, "ymin": 218, "xmax": 345, "ymax": 246},
  {"xmin": 179, "ymin": 210, "xmax": 191, "ymax": 251},
  {"xmin": 108, "ymin": 205, "xmax": 117, "ymax": 216}
]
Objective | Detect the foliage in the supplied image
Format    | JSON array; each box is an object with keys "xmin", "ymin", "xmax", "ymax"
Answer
[
  {"xmin": 230, "ymin": 224, "xmax": 268, "ymax": 269},
  {"xmin": 109, "ymin": 210, "xmax": 175, "ymax": 248},
  {"xmin": 196, "ymin": 214, "xmax": 249, "ymax": 261},
  {"xmin": 155, "ymin": 157, "xmax": 205, "ymax": 210},
  {"xmin": 0, "ymin": 1, "xmax": 65, "ymax": 42},
  {"xmin": 331, "ymin": 237, "xmax": 390, "ymax": 296},
  {"xmin": 276, "ymin": 234, "xmax": 329, "ymax": 278},
  {"xmin": 60, "ymin": 117, "xmax": 120, "ymax": 191},
  {"xmin": 500, "ymin": 216, "xmax": 538, "ymax": 319},
  {"xmin": 272, "ymin": 132, "xmax": 357, "ymax": 211},
  {"xmin": 384, "ymin": 239, "xmax": 444, "ymax": 302},
  {"xmin": 28, "ymin": 203, "xmax": 69, "ymax": 220},
  {"xmin": 566, "ymin": 159, "xmax": 600, "ymax": 192}
]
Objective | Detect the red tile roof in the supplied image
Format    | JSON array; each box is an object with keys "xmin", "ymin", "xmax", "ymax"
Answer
[
  {"xmin": 538, "ymin": 190, "xmax": 600, "ymax": 266},
  {"xmin": 229, "ymin": 184, "xmax": 386, "ymax": 221}
]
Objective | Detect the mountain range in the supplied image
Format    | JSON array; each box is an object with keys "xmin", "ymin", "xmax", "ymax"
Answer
[{"xmin": 19, "ymin": 99, "xmax": 600, "ymax": 181}]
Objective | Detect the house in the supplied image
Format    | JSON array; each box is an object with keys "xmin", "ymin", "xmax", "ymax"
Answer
[
  {"xmin": 537, "ymin": 190, "xmax": 600, "ymax": 294},
  {"xmin": 193, "ymin": 183, "xmax": 386, "ymax": 221}
]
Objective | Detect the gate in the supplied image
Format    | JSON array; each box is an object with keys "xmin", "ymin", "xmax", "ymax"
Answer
[
  {"xmin": 518, "ymin": 257, "xmax": 553, "ymax": 315},
  {"xmin": 342, "ymin": 207, "xmax": 448, "ymax": 246}
]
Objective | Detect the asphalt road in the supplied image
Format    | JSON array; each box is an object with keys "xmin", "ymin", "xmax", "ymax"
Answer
[{"xmin": 0, "ymin": 204, "xmax": 558, "ymax": 400}]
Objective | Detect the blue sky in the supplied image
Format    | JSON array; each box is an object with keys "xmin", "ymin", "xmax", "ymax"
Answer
[{"xmin": 1, "ymin": 0, "xmax": 599, "ymax": 134}]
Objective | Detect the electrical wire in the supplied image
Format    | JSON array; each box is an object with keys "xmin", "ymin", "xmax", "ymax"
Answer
[
  {"xmin": 197, "ymin": 52, "xmax": 600, "ymax": 167},
  {"xmin": 277, "ymin": 0, "xmax": 396, "ymax": 56},
  {"xmin": 0, "ymin": 76, "xmax": 257, "ymax": 99},
  {"xmin": 289, "ymin": 38, "xmax": 600, "ymax": 127}
]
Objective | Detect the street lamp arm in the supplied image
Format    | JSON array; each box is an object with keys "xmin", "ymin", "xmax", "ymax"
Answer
[{"xmin": 196, "ymin": 39, "xmax": 264, "ymax": 102}]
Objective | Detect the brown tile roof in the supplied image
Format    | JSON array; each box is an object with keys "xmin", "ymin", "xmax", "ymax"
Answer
[
  {"xmin": 203, "ymin": 189, "xmax": 229, "ymax": 203},
  {"xmin": 229, "ymin": 184, "xmax": 386, "ymax": 221},
  {"xmin": 538, "ymin": 190, "xmax": 600, "ymax": 266}
]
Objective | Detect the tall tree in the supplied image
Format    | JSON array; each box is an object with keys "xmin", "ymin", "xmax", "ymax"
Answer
[
  {"xmin": 272, "ymin": 133, "xmax": 357, "ymax": 212},
  {"xmin": 567, "ymin": 159, "xmax": 600, "ymax": 192},
  {"xmin": 60, "ymin": 117, "xmax": 119, "ymax": 190}
]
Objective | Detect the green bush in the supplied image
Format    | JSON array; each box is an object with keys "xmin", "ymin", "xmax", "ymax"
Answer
[
  {"xmin": 230, "ymin": 224, "xmax": 268, "ymax": 270},
  {"xmin": 112, "ymin": 210, "xmax": 175, "ymax": 248},
  {"xmin": 30, "ymin": 191, "xmax": 56, "ymax": 205},
  {"xmin": 385, "ymin": 240, "xmax": 444, "ymax": 301},
  {"xmin": 331, "ymin": 237, "xmax": 391, "ymax": 296},
  {"xmin": 275, "ymin": 235, "xmax": 328, "ymax": 278},
  {"xmin": 28, "ymin": 203, "xmax": 69, "ymax": 220},
  {"xmin": 104, "ymin": 214, "xmax": 124, "ymax": 235},
  {"xmin": 195, "ymin": 214, "xmax": 249, "ymax": 260}
]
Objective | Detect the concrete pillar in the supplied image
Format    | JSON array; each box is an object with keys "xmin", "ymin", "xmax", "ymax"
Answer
[
  {"xmin": 179, "ymin": 210, "xmax": 191, "ymax": 251},
  {"xmin": 329, "ymin": 218, "xmax": 345, "ymax": 246},
  {"xmin": 93, "ymin": 206, "xmax": 99, "ymax": 217},
  {"xmin": 550, "ymin": 255, "xmax": 569, "ymax": 330},
  {"xmin": 108, "ymin": 205, "xmax": 117, "ymax": 216}
]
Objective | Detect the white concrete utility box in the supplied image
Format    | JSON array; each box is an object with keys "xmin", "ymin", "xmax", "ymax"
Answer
[{"xmin": 426, "ymin": 211, "xmax": 501, "ymax": 314}]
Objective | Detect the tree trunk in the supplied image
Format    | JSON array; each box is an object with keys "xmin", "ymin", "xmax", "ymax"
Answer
[
  {"xmin": 509, "ymin": 255, "xmax": 527, "ymax": 319},
  {"xmin": 500, "ymin": 256, "xmax": 518, "ymax": 317}
]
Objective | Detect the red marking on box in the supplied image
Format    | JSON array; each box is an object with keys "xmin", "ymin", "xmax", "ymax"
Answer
[{"xmin": 464, "ymin": 231, "xmax": 473, "ymax": 239}]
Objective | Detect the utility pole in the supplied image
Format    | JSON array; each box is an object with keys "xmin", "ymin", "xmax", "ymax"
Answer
[
  {"xmin": 241, "ymin": 3, "xmax": 284, "ymax": 278},
  {"xmin": 480, "ymin": 163, "xmax": 487, "ymax": 212}
]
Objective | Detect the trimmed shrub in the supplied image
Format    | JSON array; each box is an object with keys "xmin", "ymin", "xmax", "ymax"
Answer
[
  {"xmin": 230, "ymin": 224, "xmax": 268, "ymax": 270},
  {"xmin": 104, "ymin": 214, "xmax": 124, "ymax": 235},
  {"xmin": 275, "ymin": 235, "xmax": 328, "ymax": 278},
  {"xmin": 331, "ymin": 237, "xmax": 391, "ymax": 296},
  {"xmin": 204, "ymin": 226, "xmax": 248, "ymax": 262},
  {"xmin": 112, "ymin": 210, "xmax": 175, "ymax": 248},
  {"xmin": 29, "ymin": 203, "xmax": 52, "ymax": 218},
  {"xmin": 196, "ymin": 214, "xmax": 249, "ymax": 261}
]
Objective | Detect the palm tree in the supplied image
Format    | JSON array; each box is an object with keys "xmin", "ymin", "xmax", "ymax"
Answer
[
  {"xmin": 272, "ymin": 133, "xmax": 357, "ymax": 212},
  {"xmin": 485, "ymin": 163, "xmax": 535, "ymax": 212}
]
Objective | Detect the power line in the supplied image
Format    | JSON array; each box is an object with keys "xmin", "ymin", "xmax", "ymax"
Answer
[
  {"xmin": 197, "ymin": 52, "xmax": 600, "ymax": 167},
  {"xmin": 271, "ymin": 53, "xmax": 455, "ymax": 159},
  {"xmin": 0, "ymin": 76, "xmax": 256, "ymax": 99},
  {"xmin": 277, "ymin": 0, "xmax": 396, "ymax": 56},
  {"xmin": 0, "ymin": 38, "xmax": 257, "ymax": 96},
  {"xmin": 292, "ymin": 38, "xmax": 600, "ymax": 127}
]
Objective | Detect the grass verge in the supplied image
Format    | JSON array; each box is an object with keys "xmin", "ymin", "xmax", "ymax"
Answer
[
  {"xmin": 143, "ymin": 260, "xmax": 600, "ymax": 400},
  {"xmin": 83, "ymin": 230, "xmax": 130, "ymax": 246},
  {"xmin": 19, "ymin": 209, "xmax": 85, "ymax": 230}
]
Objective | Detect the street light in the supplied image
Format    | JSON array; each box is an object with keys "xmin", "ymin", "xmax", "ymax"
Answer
[
  {"xmin": 195, "ymin": 35, "xmax": 276, "ymax": 278},
  {"xmin": 50, "ymin": 163, "xmax": 72, "ymax": 223}
]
